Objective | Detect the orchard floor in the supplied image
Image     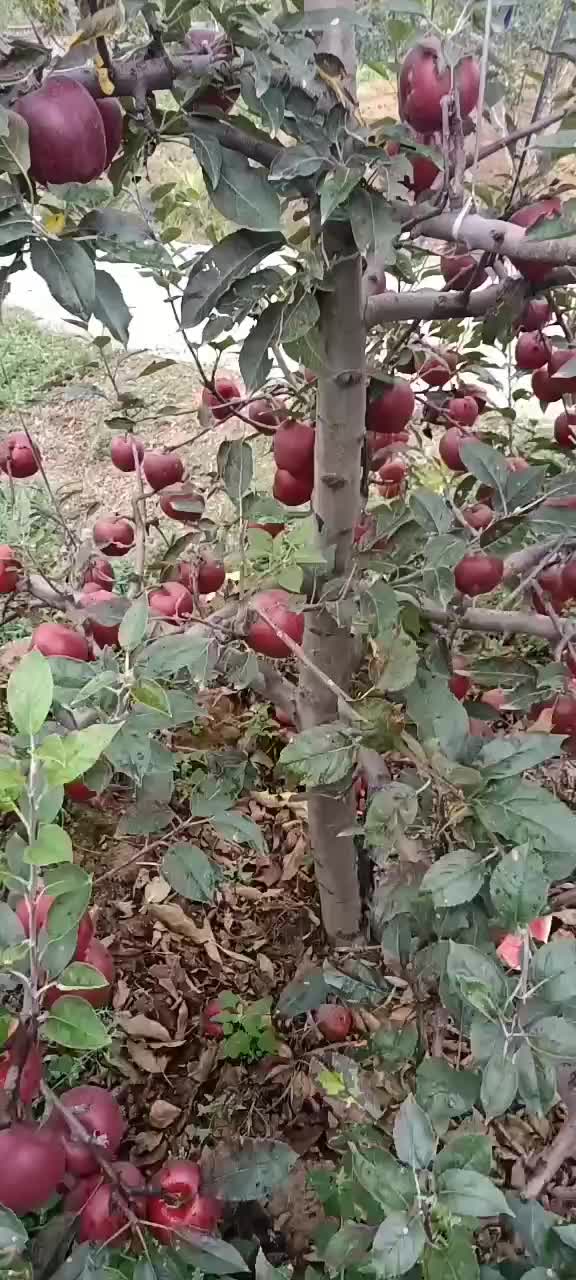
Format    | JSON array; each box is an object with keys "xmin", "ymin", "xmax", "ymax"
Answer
[{"xmin": 4, "ymin": 318, "xmax": 576, "ymax": 1264}]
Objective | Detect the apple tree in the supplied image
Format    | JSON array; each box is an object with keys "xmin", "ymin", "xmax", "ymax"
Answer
[{"xmin": 3, "ymin": 0, "xmax": 576, "ymax": 1271}]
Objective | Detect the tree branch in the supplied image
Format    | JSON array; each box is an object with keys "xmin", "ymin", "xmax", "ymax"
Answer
[
  {"xmin": 420, "ymin": 598, "xmax": 561, "ymax": 641},
  {"xmin": 365, "ymin": 269, "xmax": 576, "ymax": 327}
]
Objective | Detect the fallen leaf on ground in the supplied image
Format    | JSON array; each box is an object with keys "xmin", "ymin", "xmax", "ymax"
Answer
[
  {"xmin": 117, "ymin": 1013, "xmax": 174, "ymax": 1041},
  {"xmin": 149, "ymin": 1099, "xmax": 182, "ymax": 1129}
]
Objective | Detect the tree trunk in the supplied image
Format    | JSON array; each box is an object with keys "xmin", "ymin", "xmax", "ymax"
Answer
[{"xmin": 299, "ymin": 0, "xmax": 364, "ymax": 944}]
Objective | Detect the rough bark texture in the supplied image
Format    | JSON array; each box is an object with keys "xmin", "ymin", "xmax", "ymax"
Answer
[{"xmin": 299, "ymin": 0, "xmax": 364, "ymax": 944}]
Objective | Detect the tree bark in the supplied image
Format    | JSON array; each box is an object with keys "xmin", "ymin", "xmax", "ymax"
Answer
[{"xmin": 299, "ymin": 0, "xmax": 364, "ymax": 944}]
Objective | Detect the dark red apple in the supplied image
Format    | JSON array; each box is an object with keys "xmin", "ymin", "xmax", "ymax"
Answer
[
  {"xmin": 366, "ymin": 380, "xmax": 415, "ymax": 433},
  {"xmin": 378, "ymin": 458, "xmax": 407, "ymax": 498},
  {"xmin": 110, "ymin": 435, "xmax": 144, "ymax": 472},
  {"xmin": 14, "ymin": 78, "xmax": 107, "ymax": 185},
  {"xmin": 93, "ymin": 517, "xmax": 134, "ymax": 557},
  {"xmin": 95, "ymin": 97, "xmax": 123, "ymax": 167},
  {"xmin": 515, "ymin": 332, "xmax": 550, "ymax": 371},
  {"xmin": 399, "ymin": 40, "xmax": 480, "ymax": 133},
  {"xmin": 273, "ymin": 422, "xmax": 315, "ymax": 476},
  {"xmin": 200, "ymin": 998, "xmax": 226, "ymax": 1040},
  {"xmin": 202, "ymin": 376, "xmax": 242, "ymax": 422},
  {"xmin": 80, "ymin": 587, "xmax": 122, "ymax": 649},
  {"xmin": 78, "ymin": 1162, "xmax": 146, "ymax": 1244},
  {"xmin": 247, "ymin": 398, "xmax": 287, "ymax": 430},
  {"xmin": 0, "ymin": 545, "xmax": 21, "ymax": 594},
  {"xmin": 462, "ymin": 503, "xmax": 493, "ymax": 531},
  {"xmin": 518, "ymin": 297, "xmax": 551, "ymax": 331},
  {"xmin": 149, "ymin": 1160, "xmax": 221, "ymax": 1243},
  {"xmin": 81, "ymin": 556, "xmax": 114, "ymax": 590},
  {"xmin": 445, "ymin": 396, "xmax": 479, "ymax": 428},
  {"xmin": 554, "ymin": 412, "xmax": 576, "ymax": 448},
  {"xmin": 510, "ymin": 198, "xmax": 563, "ymax": 284},
  {"xmin": 315, "ymin": 1004, "xmax": 353, "ymax": 1043},
  {"xmin": 246, "ymin": 589, "xmax": 304, "ymax": 659},
  {"xmin": 0, "ymin": 1125, "xmax": 65, "ymax": 1214},
  {"xmin": 0, "ymin": 431, "xmax": 41, "ymax": 478},
  {"xmin": 46, "ymin": 1084, "xmax": 125, "ymax": 1177},
  {"xmin": 143, "ymin": 451, "xmax": 185, "ymax": 492},
  {"xmin": 449, "ymin": 673, "xmax": 472, "ymax": 700},
  {"xmin": 273, "ymin": 468, "xmax": 313, "ymax": 506},
  {"xmin": 31, "ymin": 622, "xmax": 91, "ymax": 662},
  {"xmin": 454, "ymin": 552, "xmax": 504, "ymax": 597},
  {"xmin": 440, "ymin": 253, "xmax": 487, "ymax": 291},
  {"xmin": 420, "ymin": 348, "xmax": 458, "ymax": 386},
  {"xmin": 159, "ymin": 485, "xmax": 205, "ymax": 524},
  {"xmin": 149, "ymin": 581, "xmax": 194, "ymax": 620},
  {"xmin": 439, "ymin": 426, "xmax": 473, "ymax": 472}
]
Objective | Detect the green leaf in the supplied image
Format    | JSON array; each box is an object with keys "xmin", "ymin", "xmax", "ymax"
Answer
[
  {"xmin": 436, "ymin": 1170, "xmax": 513, "ymax": 1218},
  {"xmin": 56, "ymin": 962, "xmax": 107, "ymax": 990},
  {"xmin": 479, "ymin": 734, "xmax": 564, "ymax": 779},
  {"xmin": 211, "ymin": 810, "xmax": 265, "ymax": 852},
  {"xmin": 7, "ymin": 650, "xmax": 53, "ymax": 735},
  {"xmin": 25, "ymin": 824, "xmax": 73, "ymax": 866},
  {"xmin": 481, "ymin": 1050, "xmax": 518, "ymax": 1121},
  {"xmin": 446, "ymin": 942, "xmax": 507, "ymax": 1017},
  {"xmin": 44, "ymin": 996, "xmax": 111, "ymax": 1050},
  {"xmin": 0, "ymin": 757, "xmax": 25, "ymax": 809},
  {"xmin": 269, "ymin": 144, "xmax": 329, "ymax": 184},
  {"xmin": 240, "ymin": 302, "xmax": 284, "ymax": 390},
  {"xmin": 530, "ymin": 939, "xmax": 576, "ymax": 1003},
  {"xmin": 131, "ymin": 680, "xmax": 171, "ymax": 715},
  {"xmin": 475, "ymin": 780, "xmax": 576, "ymax": 879},
  {"xmin": 459, "ymin": 440, "xmax": 509, "ymax": 506},
  {"xmin": 351, "ymin": 1144, "xmax": 415, "ymax": 1212},
  {"xmin": 348, "ymin": 190, "xmax": 401, "ymax": 263},
  {"xmin": 377, "ymin": 629, "xmax": 419, "ymax": 693},
  {"xmin": 529, "ymin": 1015, "xmax": 576, "ymax": 1059},
  {"xmin": 416, "ymin": 1059, "xmax": 479, "ymax": 1132},
  {"xmin": 490, "ymin": 846, "xmax": 549, "ymax": 929},
  {"xmin": 371, "ymin": 1212, "xmax": 426, "ymax": 1278},
  {"xmin": 0, "ymin": 1204, "xmax": 27, "ymax": 1253},
  {"xmin": 119, "ymin": 596, "xmax": 148, "ymax": 651},
  {"xmin": 406, "ymin": 671, "xmax": 468, "ymax": 761},
  {"xmin": 161, "ymin": 843, "xmax": 219, "ymax": 904},
  {"xmin": 0, "ymin": 903, "xmax": 25, "ymax": 948},
  {"xmin": 421, "ymin": 849, "xmax": 485, "ymax": 908},
  {"xmin": 278, "ymin": 725, "xmax": 356, "ymax": 787},
  {"xmin": 93, "ymin": 270, "xmax": 131, "ymax": 345},
  {"xmin": 186, "ymin": 123, "xmax": 222, "ymax": 187},
  {"xmin": 422, "ymin": 1230, "xmax": 480, "ymax": 1280},
  {"xmin": 217, "ymin": 439, "xmax": 254, "ymax": 505},
  {"xmin": 208, "ymin": 1140, "xmax": 298, "ymax": 1202},
  {"xmin": 0, "ymin": 106, "xmax": 30, "ymax": 175},
  {"xmin": 276, "ymin": 967, "xmax": 328, "ymax": 1016},
  {"xmin": 320, "ymin": 166, "xmax": 362, "ymax": 223},
  {"xmin": 179, "ymin": 1237, "xmax": 249, "ymax": 1275},
  {"xmin": 393, "ymin": 1094, "xmax": 435, "ymax": 1169},
  {"xmin": 506, "ymin": 1196, "xmax": 556, "ymax": 1261},
  {"xmin": 434, "ymin": 1134, "xmax": 492, "ymax": 1178},
  {"xmin": 371, "ymin": 1024, "xmax": 418, "ymax": 1067},
  {"xmin": 282, "ymin": 293, "xmax": 320, "ymax": 344},
  {"xmin": 182, "ymin": 231, "xmax": 284, "ymax": 326},
  {"xmin": 44, "ymin": 865, "xmax": 92, "ymax": 939},
  {"xmin": 30, "ymin": 239, "xmax": 95, "ymax": 321},
  {"xmin": 138, "ymin": 631, "xmax": 213, "ymax": 681},
  {"xmin": 38, "ymin": 724, "xmax": 120, "ymax": 785},
  {"xmin": 516, "ymin": 1041, "xmax": 556, "ymax": 1114},
  {"xmin": 206, "ymin": 148, "xmax": 281, "ymax": 231}
]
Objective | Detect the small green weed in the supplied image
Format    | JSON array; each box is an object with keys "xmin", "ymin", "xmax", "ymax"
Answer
[
  {"xmin": 216, "ymin": 991, "xmax": 279, "ymax": 1062},
  {"xmin": 0, "ymin": 311, "xmax": 87, "ymax": 409}
]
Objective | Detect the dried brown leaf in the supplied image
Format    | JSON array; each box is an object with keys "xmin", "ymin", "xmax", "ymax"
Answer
[
  {"xmin": 126, "ymin": 1042, "xmax": 169, "ymax": 1074},
  {"xmin": 149, "ymin": 1099, "xmax": 182, "ymax": 1129},
  {"xmin": 117, "ymin": 1013, "xmax": 173, "ymax": 1041}
]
